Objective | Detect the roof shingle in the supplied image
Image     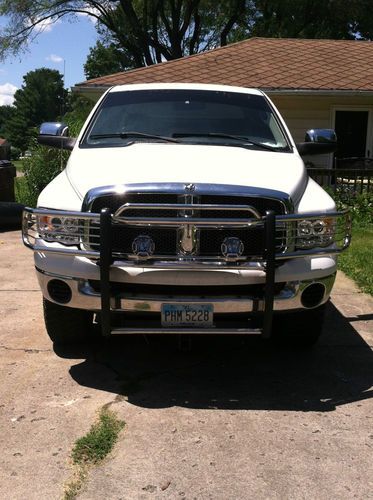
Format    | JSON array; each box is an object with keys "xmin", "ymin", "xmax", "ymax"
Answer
[{"xmin": 76, "ymin": 37, "xmax": 373, "ymax": 92}]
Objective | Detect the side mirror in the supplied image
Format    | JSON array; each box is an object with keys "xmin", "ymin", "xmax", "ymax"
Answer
[
  {"xmin": 297, "ymin": 128, "xmax": 337, "ymax": 156},
  {"xmin": 37, "ymin": 122, "xmax": 76, "ymax": 151}
]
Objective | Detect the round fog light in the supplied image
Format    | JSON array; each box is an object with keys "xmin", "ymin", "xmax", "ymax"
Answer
[
  {"xmin": 132, "ymin": 234, "xmax": 155, "ymax": 258},
  {"xmin": 221, "ymin": 237, "xmax": 244, "ymax": 259}
]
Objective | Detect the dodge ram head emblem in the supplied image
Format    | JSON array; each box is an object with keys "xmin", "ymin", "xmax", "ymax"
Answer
[{"xmin": 184, "ymin": 183, "xmax": 195, "ymax": 193}]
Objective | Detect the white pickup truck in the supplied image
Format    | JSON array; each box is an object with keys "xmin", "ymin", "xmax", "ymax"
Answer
[{"xmin": 22, "ymin": 83, "xmax": 351, "ymax": 346}]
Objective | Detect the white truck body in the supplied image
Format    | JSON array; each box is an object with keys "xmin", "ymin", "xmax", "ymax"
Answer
[{"xmin": 22, "ymin": 83, "xmax": 351, "ymax": 344}]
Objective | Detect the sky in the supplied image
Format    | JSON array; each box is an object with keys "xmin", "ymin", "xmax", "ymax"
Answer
[{"xmin": 0, "ymin": 14, "xmax": 98, "ymax": 106}]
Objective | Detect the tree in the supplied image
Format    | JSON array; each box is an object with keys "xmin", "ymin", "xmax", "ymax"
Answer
[
  {"xmin": 0, "ymin": 1, "xmax": 252, "ymax": 68},
  {"xmin": 6, "ymin": 68, "xmax": 66, "ymax": 151},
  {"xmin": 251, "ymin": 0, "xmax": 373, "ymax": 39},
  {"xmin": 63, "ymin": 93, "xmax": 94, "ymax": 135},
  {"xmin": 84, "ymin": 41, "xmax": 137, "ymax": 79},
  {"xmin": 0, "ymin": 105, "xmax": 14, "ymax": 138},
  {"xmin": 0, "ymin": 1, "xmax": 372, "ymax": 78}
]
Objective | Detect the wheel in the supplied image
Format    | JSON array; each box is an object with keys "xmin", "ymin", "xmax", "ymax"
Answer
[
  {"xmin": 272, "ymin": 304, "xmax": 326, "ymax": 348},
  {"xmin": 43, "ymin": 298, "xmax": 94, "ymax": 344}
]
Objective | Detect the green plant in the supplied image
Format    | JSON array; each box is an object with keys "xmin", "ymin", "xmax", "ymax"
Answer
[
  {"xmin": 16, "ymin": 143, "xmax": 69, "ymax": 207},
  {"xmin": 327, "ymin": 188, "xmax": 373, "ymax": 226},
  {"xmin": 338, "ymin": 224, "xmax": 373, "ymax": 295},
  {"xmin": 10, "ymin": 146, "xmax": 21, "ymax": 160},
  {"xmin": 63, "ymin": 408, "xmax": 124, "ymax": 500},
  {"xmin": 71, "ymin": 408, "xmax": 125, "ymax": 465}
]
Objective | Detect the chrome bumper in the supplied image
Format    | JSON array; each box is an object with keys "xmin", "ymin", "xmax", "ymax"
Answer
[{"xmin": 36, "ymin": 267, "xmax": 336, "ymax": 314}]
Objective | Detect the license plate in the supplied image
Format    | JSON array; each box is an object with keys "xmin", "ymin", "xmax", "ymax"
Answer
[{"xmin": 161, "ymin": 303, "xmax": 213, "ymax": 327}]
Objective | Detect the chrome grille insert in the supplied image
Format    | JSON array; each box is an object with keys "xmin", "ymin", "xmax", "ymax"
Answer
[{"xmin": 86, "ymin": 191, "xmax": 288, "ymax": 261}]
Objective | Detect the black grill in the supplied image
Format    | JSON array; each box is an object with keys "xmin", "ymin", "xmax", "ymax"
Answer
[
  {"xmin": 200, "ymin": 195, "xmax": 285, "ymax": 217},
  {"xmin": 87, "ymin": 192, "xmax": 287, "ymax": 257},
  {"xmin": 199, "ymin": 228, "xmax": 264, "ymax": 256},
  {"xmin": 88, "ymin": 224, "xmax": 177, "ymax": 255},
  {"xmin": 91, "ymin": 193, "xmax": 178, "ymax": 218},
  {"xmin": 113, "ymin": 227, "xmax": 176, "ymax": 255}
]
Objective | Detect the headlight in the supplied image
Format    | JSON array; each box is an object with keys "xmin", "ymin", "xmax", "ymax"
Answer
[
  {"xmin": 296, "ymin": 218, "xmax": 335, "ymax": 249},
  {"xmin": 37, "ymin": 215, "xmax": 82, "ymax": 245}
]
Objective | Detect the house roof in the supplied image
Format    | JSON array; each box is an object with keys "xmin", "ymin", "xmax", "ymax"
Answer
[{"xmin": 75, "ymin": 37, "xmax": 373, "ymax": 94}]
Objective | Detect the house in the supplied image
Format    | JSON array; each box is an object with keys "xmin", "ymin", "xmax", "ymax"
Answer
[{"xmin": 74, "ymin": 38, "xmax": 373, "ymax": 168}]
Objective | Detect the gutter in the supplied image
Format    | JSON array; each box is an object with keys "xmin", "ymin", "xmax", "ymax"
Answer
[
  {"xmin": 72, "ymin": 85, "xmax": 110, "ymax": 93},
  {"xmin": 72, "ymin": 85, "xmax": 373, "ymax": 99},
  {"xmin": 264, "ymin": 89, "xmax": 373, "ymax": 97}
]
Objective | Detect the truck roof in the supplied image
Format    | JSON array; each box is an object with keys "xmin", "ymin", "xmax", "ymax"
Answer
[{"xmin": 108, "ymin": 82, "xmax": 264, "ymax": 96}]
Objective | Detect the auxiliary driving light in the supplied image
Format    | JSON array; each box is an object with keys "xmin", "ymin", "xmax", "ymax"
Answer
[
  {"xmin": 132, "ymin": 234, "xmax": 155, "ymax": 258},
  {"xmin": 221, "ymin": 236, "xmax": 244, "ymax": 259}
]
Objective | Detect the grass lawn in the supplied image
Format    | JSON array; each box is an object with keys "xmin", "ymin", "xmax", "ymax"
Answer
[{"xmin": 338, "ymin": 224, "xmax": 373, "ymax": 295}]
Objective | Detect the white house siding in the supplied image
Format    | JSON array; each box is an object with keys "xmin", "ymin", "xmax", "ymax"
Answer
[{"xmin": 270, "ymin": 94, "xmax": 373, "ymax": 168}]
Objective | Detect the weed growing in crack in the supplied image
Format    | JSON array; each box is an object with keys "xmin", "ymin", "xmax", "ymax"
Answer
[
  {"xmin": 63, "ymin": 407, "xmax": 125, "ymax": 499},
  {"xmin": 72, "ymin": 407, "xmax": 125, "ymax": 464}
]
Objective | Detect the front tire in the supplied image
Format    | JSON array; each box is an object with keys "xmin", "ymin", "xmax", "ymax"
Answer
[
  {"xmin": 272, "ymin": 304, "xmax": 326, "ymax": 348},
  {"xmin": 43, "ymin": 298, "xmax": 94, "ymax": 344}
]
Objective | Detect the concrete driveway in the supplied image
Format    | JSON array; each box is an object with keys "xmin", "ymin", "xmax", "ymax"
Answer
[{"xmin": 1, "ymin": 229, "xmax": 372, "ymax": 499}]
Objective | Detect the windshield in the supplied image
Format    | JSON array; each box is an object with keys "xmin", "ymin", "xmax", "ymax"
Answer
[{"xmin": 82, "ymin": 89, "xmax": 291, "ymax": 151}]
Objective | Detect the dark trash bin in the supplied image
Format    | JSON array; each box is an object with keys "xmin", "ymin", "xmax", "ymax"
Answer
[
  {"xmin": 0, "ymin": 201, "xmax": 25, "ymax": 229},
  {"xmin": 0, "ymin": 160, "xmax": 16, "ymax": 202}
]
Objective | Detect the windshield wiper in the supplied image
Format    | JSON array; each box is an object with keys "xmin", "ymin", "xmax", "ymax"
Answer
[
  {"xmin": 172, "ymin": 132, "xmax": 285, "ymax": 151},
  {"xmin": 89, "ymin": 131, "xmax": 180, "ymax": 143}
]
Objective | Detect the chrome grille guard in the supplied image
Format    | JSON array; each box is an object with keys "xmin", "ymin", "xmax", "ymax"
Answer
[
  {"xmin": 22, "ymin": 205, "xmax": 351, "ymax": 339},
  {"xmin": 22, "ymin": 203, "xmax": 352, "ymax": 265}
]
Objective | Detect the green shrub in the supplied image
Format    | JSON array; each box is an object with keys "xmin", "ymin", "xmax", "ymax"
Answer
[
  {"xmin": 16, "ymin": 143, "xmax": 69, "ymax": 207},
  {"xmin": 327, "ymin": 188, "xmax": 373, "ymax": 227},
  {"xmin": 10, "ymin": 146, "xmax": 21, "ymax": 161}
]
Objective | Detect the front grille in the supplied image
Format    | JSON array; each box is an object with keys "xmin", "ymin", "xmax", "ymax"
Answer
[
  {"xmin": 199, "ymin": 228, "xmax": 264, "ymax": 256},
  {"xmin": 86, "ymin": 191, "xmax": 288, "ymax": 259},
  {"xmin": 200, "ymin": 195, "xmax": 285, "ymax": 218},
  {"xmin": 91, "ymin": 193, "xmax": 178, "ymax": 218},
  {"xmin": 112, "ymin": 227, "xmax": 177, "ymax": 255}
]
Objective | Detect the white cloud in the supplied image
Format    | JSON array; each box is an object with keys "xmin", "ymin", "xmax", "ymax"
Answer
[
  {"xmin": 77, "ymin": 8, "xmax": 100, "ymax": 24},
  {"xmin": 46, "ymin": 54, "xmax": 64, "ymax": 63},
  {"xmin": 0, "ymin": 83, "xmax": 18, "ymax": 106},
  {"xmin": 28, "ymin": 17, "xmax": 61, "ymax": 34}
]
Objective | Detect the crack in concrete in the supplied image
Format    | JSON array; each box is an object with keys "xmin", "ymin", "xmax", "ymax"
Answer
[{"xmin": 0, "ymin": 345, "xmax": 51, "ymax": 353}]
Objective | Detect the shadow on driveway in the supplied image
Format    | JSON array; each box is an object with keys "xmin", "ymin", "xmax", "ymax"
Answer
[{"xmin": 55, "ymin": 302, "xmax": 373, "ymax": 412}]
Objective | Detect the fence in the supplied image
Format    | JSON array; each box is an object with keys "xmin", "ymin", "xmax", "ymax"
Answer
[{"xmin": 307, "ymin": 157, "xmax": 373, "ymax": 199}]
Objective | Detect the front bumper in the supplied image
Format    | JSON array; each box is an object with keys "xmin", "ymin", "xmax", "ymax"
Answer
[
  {"xmin": 23, "ymin": 206, "xmax": 351, "ymax": 337},
  {"xmin": 36, "ymin": 266, "xmax": 336, "ymax": 315}
]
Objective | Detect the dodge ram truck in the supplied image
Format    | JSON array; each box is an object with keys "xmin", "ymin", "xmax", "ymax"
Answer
[{"xmin": 22, "ymin": 83, "xmax": 351, "ymax": 346}]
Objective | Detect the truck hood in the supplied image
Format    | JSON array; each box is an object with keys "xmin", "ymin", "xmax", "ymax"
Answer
[{"xmin": 67, "ymin": 143, "xmax": 307, "ymax": 203}]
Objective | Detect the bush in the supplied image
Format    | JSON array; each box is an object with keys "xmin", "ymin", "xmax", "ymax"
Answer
[
  {"xmin": 16, "ymin": 143, "xmax": 69, "ymax": 207},
  {"xmin": 10, "ymin": 146, "xmax": 21, "ymax": 161},
  {"xmin": 327, "ymin": 188, "xmax": 373, "ymax": 227},
  {"xmin": 11, "ymin": 96, "xmax": 93, "ymax": 207}
]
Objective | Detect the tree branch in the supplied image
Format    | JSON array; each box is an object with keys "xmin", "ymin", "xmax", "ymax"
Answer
[{"xmin": 220, "ymin": 0, "xmax": 246, "ymax": 46}]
